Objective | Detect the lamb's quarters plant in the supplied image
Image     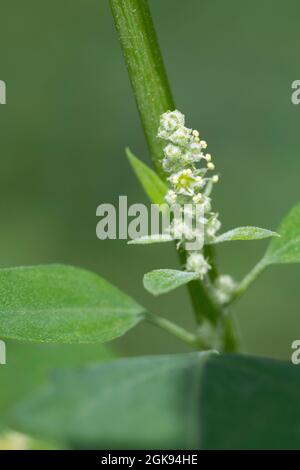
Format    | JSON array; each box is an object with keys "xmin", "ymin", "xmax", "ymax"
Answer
[{"xmin": 2, "ymin": 0, "xmax": 300, "ymax": 449}]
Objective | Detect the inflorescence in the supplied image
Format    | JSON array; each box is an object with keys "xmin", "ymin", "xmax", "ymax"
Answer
[{"xmin": 158, "ymin": 110, "xmax": 221, "ymax": 279}]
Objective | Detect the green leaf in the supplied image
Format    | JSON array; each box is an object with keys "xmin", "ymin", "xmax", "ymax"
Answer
[
  {"xmin": 210, "ymin": 226, "xmax": 279, "ymax": 244},
  {"xmin": 11, "ymin": 352, "xmax": 213, "ymax": 449},
  {"xmin": 128, "ymin": 234, "xmax": 173, "ymax": 245},
  {"xmin": 126, "ymin": 148, "xmax": 168, "ymax": 205},
  {"xmin": 0, "ymin": 341, "xmax": 113, "ymax": 431},
  {"xmin": 200, "ymin": 354, "xmax": 300, "ymax": 450},
  {"xmin": 0, "ymin": 265, "xmax": 145, "ymax": 343},
  {"xmin": 233, "ymin": 203, "xmax": 300, "ymax": 300},
  {"xmin": 264, "ymin": 201, "xmax": 300, "ymax": 265},
  {"xmin": 143, "ymin": 269, "xmax": 199, "ymax": 296},
  {"xmin": 11, "ymin": 353, "xmax": 300, "ymax": 449}
]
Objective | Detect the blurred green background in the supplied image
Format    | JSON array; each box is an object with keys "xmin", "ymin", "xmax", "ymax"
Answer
[{"xmin": 0, "ymin": 0, "xmax": 299, "ymax": 400}]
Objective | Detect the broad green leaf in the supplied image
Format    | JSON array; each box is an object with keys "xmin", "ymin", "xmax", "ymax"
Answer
[
  {"xmin": 210, "ymin": 226, "xmax": 278, "ymax": 244},
  {"xmin": 126, "ymin": 148, "xmax": 168, "ymax": 205},
  {"xmin": 128, "ymin": 234, "xmax": 173, "ymax": 245},
  {"xmin": 200, "ymin": 354, "xmax": 300, "ymax": 450},
  {"xmin": 143, "ymin": 269, "xmax": 199, "ymax": 296},
  {"xmin": 264, "ymin": 202, "xmax": 300, "ymax": 265},
  {"xmin": 0, "ymin": 341, "xmax": 112, "ymax": 432},
  {"xmin": 0, "ymin": 265, "xmax": 145, "ymax": 343},
  {"xmin": 11, "ymin": 352, "xmax": 213, "ymax": 449},
  {"xmin": 12, "ymin": 353, "xmax": 300, "ymax": 449},
  {"xmin": 234, "ymin": 203, "xmax": 300, "ymax": 297}
]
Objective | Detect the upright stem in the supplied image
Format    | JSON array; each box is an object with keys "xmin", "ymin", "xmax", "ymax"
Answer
[
  {"xmin": 178, "ymin": 249, "xmax": 220, "ymax": 325},
  {"xmin": 109, "ymin": 0, "xmax": 238, "ymax": 351},
  {"xmin": 231, "ymin": 259, "xmax": 267, "ymax": 304},
  {"xmin": 109, "ymin": 0, "xmax": 173, "ymax": 179}
]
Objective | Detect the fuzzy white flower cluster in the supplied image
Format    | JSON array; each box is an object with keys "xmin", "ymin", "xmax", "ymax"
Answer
[
  {"xmin": 158, "ymin": 110, "xmax": 222, "ymax": 278},
  {"xmin": 214, "ymin": 275, "xmax": 237, "ymax": 304}
]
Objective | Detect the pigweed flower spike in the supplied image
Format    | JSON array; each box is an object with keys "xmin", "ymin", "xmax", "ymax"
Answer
[{"xmin": 158, "ymin": 109, "xmax": 221, "ymax": 280}]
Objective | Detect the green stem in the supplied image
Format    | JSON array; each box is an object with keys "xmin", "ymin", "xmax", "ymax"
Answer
[
  {"xmin": 230, "ymin": 259, "xmax": 267, "ymax": 304},
  {"xmin": 221, "ymin": 313, "xmax": 240, "ymax": 352},
  {"xmin": 145, "ymin": 312, "xmax": 209, "ymax": 350},
  {"xmin": 204, "ymin": 245, "xmax": 219, "ymax": 281},
  {"xmin": 178, "ymin": 249, "xmax": 220, "ymax": 325},
  {"xmin": 109, "ymin": 0, "xmax": 173, "ymax": 179},
  {"xmin": 109, "ymin": 0, "xmax": 238, "ymax": 351}
]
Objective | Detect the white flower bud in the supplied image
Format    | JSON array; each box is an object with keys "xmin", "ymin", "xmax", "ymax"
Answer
[
  {"xmin": 165, "ymin": 190, "xmax": 177, "ymax": 205},
  {"xmin": 159, "ymin": 110, "xmax": 185, "ymax": 132},
  {"xmin": 206, "ymin": 214, "xmax": 221, "ymax": 239},
  {"xmin": 215, "ymin": 275, "xmax": 237, "ymax": 304},
  {"xmin": 190, "ymin": 142, "xmax": 202, "ymax": 153},
  {"xmin": 168, "ymin": 126, "xmax": 192, "ymax": 146},
  {"xmin": 186, "ymin": 253, "xmax": 211, "ymax": 278},
  {"xmin": 193, "ymin": 194, "xmax": 211, "ymax": 213},
  {"xmin": 189, "ymin": 142, "xmax": 203, "ymax": 160},
  {"xmin": 192, "ymin": 193, "xmax": 203, "ymax": 204},
  {"xmin": 164, "ymin": 143, "xmax": 182, "ymax": 159},
  {"xmin": 171, "ymin": 220, "xmax": 195, "ymax": 241},
  {"xmin": 169, "ymin": 169, "xmax": 197, "ymax": 195}
]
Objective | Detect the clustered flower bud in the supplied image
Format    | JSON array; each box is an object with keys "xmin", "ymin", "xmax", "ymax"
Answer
[
  {"xmin": 186, "ymin": 253, "xmax": 211, "ymax": 278},
  {"xmin": 158, "ymin": 110, "xmax": 222, "ymax": 279},
  {"xmin": 214, "ymin": 275, "xmax": 237, "ymax": 304}
]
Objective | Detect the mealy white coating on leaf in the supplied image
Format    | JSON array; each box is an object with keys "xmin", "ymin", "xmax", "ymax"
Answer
[
  {"xmin": 143, "ymin": 269, "xmax": 199, "ymax": 296},
  {"xmin": 0, "ymin": 264, "xmax": 145, "ymax": 343},
  {"xmin": 210, "ymin": 226, "xmax": 279, "ymax": 244}
]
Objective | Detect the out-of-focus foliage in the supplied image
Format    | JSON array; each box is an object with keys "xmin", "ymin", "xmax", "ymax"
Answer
[
  {"xmin": 0, "ymin": 341, "xmax": 112, "ymax": 431},
  {"xmin": 11, "ymin": 353, "xmax": 300, "ymax": 450}
]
